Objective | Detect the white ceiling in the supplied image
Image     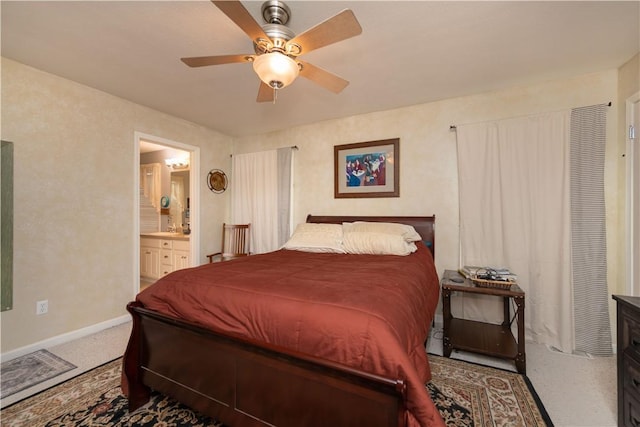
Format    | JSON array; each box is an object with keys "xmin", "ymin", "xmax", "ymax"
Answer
[{"xmin": 2, "ymin": 1, "xmax": 638, "ymax": 138}]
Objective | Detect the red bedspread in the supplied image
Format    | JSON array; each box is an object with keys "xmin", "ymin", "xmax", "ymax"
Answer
[{"xmin": 136, "ymin": 242, "xmax": 444, "ymax": 427}]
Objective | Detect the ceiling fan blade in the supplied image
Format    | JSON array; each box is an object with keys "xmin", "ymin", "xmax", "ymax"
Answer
[
  {"xmin": 298, "ymin": 61, "xmax": 349, "ymax": 94},
  {"xmin": 181, "ymin": 54, "xmax": 253, "ymax": 68},
  {"xmin": 287, "ymin": 9, "xmax": 362, "ymax": 55},
  {"xmin": 257, "ymin": 81, "xmax": 274, "ymax": 103},
  {"xmin": 212, "ymin": 0, "xmax": 270, "ymax": 43}
]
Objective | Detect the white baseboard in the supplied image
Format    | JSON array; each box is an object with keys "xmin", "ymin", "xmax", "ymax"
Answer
[{"xmin": 1, "ymin": 315, "xmax": 131, "ymax": 363}]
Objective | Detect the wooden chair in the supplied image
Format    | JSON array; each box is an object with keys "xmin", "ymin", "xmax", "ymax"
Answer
[{"xmin": 207, "ymin": 223, "xmax": 251, "ymax": 263}]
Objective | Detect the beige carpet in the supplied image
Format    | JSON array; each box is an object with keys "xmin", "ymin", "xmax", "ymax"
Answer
[{"xmin": 1, "ymin": 356, "xmax": 552, "ymax": 426}]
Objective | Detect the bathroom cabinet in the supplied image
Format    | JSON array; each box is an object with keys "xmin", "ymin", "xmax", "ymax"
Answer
[
  {"xmin": 140, "ymin": 235, "xmax": 190, "ymax": 280},
  {"xmin": 140, "ymin": 237, "xmax": 161, "ymax": 279}
]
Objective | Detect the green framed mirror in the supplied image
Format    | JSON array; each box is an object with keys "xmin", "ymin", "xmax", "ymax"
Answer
[{"xmin": 1, "ymin": 140, "xmax": 13, "ymax": 311}]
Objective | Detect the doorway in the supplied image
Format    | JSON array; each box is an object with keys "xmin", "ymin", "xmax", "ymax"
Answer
[
  {"xmin": 134, "ymin": 132, "xmax": 200, "ymax": 295},
  {"xmin": 628, "ymin": 93, "xmax": 640, "ymax": 295}
]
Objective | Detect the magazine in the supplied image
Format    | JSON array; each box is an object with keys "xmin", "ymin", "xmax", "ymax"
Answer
[{"xmin": 459, "ymin": 265, "xmax": 517, "ymax": 282}]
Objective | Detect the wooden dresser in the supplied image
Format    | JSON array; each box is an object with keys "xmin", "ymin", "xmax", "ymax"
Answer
[{"xmin": 613, "ymin": 295, "xmax": 640, "ymax": 427}]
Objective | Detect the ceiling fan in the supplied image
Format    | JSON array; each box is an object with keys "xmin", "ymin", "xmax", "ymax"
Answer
[{"xmin": 181, "ymin": 0, "xmax": 362, "ymax": 103}]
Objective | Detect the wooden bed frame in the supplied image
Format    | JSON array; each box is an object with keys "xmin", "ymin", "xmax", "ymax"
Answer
[{"xmin": 124, "ymin": 214, "xmax": 436, "ymax": 427}]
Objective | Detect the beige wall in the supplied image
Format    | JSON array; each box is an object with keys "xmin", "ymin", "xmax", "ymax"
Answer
[
  {"xmin": 619, "ymin": 53, "xmax": 640, "ymax": 112},
  {"xmin": 234, "ymin": 70, "xmax": 621, "ymax": 288},
  {"xmin": 617, "ymin": 53, "xmax": 640, "ymax": 296},
  {"xmin": 0, "ymin": 58, "xmax": 233, "ymax": 352}
]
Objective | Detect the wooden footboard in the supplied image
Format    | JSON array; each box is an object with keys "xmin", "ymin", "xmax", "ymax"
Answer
[{"xmin": 124, "ymin": 301, "xmax": 408, "ymax": 427}]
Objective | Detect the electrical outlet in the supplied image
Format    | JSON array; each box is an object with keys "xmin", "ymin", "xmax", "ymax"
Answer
[{"xmin": 36, "ymin": 300, "xmax": 48, "ymax": 315}]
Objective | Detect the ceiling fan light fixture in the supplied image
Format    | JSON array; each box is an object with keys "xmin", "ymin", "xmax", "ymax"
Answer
[{"xmin": 253, "ymin": 52, "xmax": 299, "ymax": 89}]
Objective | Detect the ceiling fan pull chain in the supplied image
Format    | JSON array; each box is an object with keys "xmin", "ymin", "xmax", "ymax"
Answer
[{"xmin": 273, "ymin": 87, "xmax": 277, "ymax": 104}]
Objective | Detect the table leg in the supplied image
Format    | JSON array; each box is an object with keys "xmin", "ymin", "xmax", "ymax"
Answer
[
  {"xmin": 514, "ymin": 295, "xmax": 526, "ymax": 374},
  {"xmin": 442, "ymin": 288, "xmax": 452, "ymax": 357},
  {"xmin": 502, "ymin": 296, "xmax": 510, "ymax": 327}
]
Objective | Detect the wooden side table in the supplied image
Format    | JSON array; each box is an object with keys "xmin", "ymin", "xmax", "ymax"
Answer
[{"xmin": 441, "ymin": 269, "xmax": 526, "ymax": 374}]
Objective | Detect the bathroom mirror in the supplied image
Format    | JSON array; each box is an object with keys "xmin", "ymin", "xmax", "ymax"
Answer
[{"xmin": 170, "ymin": 170, "xmax": 190, "ymax": 230}]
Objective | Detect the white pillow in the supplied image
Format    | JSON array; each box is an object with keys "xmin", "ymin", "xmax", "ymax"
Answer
[
  {"xmin": 282, "ymin": 223, "xmax": 346, "ymax": 253},
  {"xmin": 342, "ymin": 222, "xmax": 417, "ymax": 256},
  {"xmin": 347, "ymin": 221, "xmax": 422, "ymax": 242}
]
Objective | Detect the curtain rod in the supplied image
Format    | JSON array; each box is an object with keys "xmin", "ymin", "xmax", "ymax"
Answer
[
  {"xmin": 230, "ymin": 145, "xmax": 298, "ymax": 157},
  {"xmin": 449, "ymin": 102, "xmax": 612, "ymax": 131}
]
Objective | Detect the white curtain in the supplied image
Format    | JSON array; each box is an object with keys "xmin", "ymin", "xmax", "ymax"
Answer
[
  {"xmin": 231, "ymin": 148, "xmax": 293, "ymax": 254},
  {"xmin": 140, "ymin": 163, "xmax": 161, "ymax": 212},
  {"xmin": 277, "ymin": 147, "xmax": 293, "ymax": 246},
  {"xmin": 457, "ymin": 111, "xmax": 574, "ymax": 353}
]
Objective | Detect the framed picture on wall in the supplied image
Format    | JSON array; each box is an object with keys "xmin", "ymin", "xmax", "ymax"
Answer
[{"xmin": 334, "ymin": 138, "xmax": 399, "ymax": 198}]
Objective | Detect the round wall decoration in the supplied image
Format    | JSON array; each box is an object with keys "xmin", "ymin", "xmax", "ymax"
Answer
[{"xmin": 207, "ymin": 169, "xmax": 228, "ymax": 193}]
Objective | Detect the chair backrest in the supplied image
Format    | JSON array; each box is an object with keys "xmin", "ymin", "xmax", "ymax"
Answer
[{"xmin": 220, "ymin": 223, "xmax": 251, "ymax": 260}]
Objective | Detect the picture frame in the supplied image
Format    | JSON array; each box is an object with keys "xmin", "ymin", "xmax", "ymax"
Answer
[{"xmin": 334, "ymin": 138, "xmax": 399, "ymax": 198}]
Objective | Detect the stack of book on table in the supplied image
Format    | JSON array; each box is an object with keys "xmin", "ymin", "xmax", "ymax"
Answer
[{"xmin": 458, "ymin": 266, "xmax": 517, "ymax": 289}]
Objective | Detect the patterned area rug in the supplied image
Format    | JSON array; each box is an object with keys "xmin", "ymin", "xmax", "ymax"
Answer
[
  {"xmin": 0, "ymin": 350, "xmax": 77, "ymax": 399},
  {"xmin": 428, "ymin": 356, "xmax": 552, "ymax": 426},
  {"xmin": 1, "ymin": 356, "xmax": 552, "ymax": 426}
]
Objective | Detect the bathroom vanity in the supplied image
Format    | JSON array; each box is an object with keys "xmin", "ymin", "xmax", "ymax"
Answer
[{"xmin": 140, "ymin": 233, "xmax": 190, "ymax": 280}]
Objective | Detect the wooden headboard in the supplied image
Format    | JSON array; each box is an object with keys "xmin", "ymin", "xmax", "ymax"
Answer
[{"xmin": 306, "ymin": 214, "xmax": 435, "ymax": 258}]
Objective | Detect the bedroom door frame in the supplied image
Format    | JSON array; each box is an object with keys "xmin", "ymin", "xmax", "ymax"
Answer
[
  {"xmin": 133, "ymin": 131, "xmax": 201, "ymax": 296},
  {"xmin": 627, "ymin": 92, "xmax": 640, "ymax": 296}
]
